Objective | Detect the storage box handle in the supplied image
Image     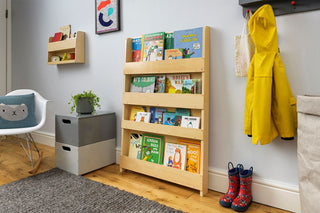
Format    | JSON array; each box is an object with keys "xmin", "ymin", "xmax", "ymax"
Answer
[
  {"xmin": 62, "ymin": 146, "xmax": 71, "ymax": 151},
  {"xmin": 62, "ymin": 119, "xmax": 71, "ymax": 124}
]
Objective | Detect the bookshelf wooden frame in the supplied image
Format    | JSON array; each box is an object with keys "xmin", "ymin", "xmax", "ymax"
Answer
[
  {"xmin": 120, "ymin": 26, "xmax": 210, "ymax": 196},
  {"xmin": 47, "ymin": 31, "xmax": 85, "ymax": 65}
]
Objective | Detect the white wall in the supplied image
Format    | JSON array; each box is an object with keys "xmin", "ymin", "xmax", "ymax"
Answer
[{"xmin": 11, "ymin": 0, "xmax": 320, "ymax": 189}]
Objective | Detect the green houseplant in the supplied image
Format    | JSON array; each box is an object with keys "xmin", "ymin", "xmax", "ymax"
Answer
[{"xmin": 68, "ymin": 90, "xmax": 101, "ymax": 114}]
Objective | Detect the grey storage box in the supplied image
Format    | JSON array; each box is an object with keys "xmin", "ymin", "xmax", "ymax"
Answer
[
  {"xmin": 297, "ymin": 96, "xmax": 320, "ymax": 213},
  {"xmin": 55, "ymin": 112, "xmax": 116, "ymax": 175}
]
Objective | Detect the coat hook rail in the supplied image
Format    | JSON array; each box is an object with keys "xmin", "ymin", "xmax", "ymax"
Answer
[{"xmin": 239, "ymin": 0, "xmax": 320, "ymax": 17}]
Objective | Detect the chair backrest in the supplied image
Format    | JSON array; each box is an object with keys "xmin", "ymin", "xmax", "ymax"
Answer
[{"xmin": 6, "ymin": 89, "xmax": 48, "ymax": 125}]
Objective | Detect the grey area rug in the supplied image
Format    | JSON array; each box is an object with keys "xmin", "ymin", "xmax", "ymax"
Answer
[{"xmin": 0, "ymin": 168, "xmax": 182, "ymax": 213}]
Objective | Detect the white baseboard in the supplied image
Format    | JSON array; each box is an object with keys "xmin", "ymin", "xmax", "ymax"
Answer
[
  {"xmin": 32, "ymin": 132, "xmax": 300, "ymax": 213},
  {"xmin": 31, "ymin": 131, "xmax": 55, "ymax": 147}
]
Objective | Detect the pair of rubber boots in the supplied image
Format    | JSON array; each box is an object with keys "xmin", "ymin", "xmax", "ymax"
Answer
[{"xmin": 219, "ymin": 162, "xmax": 253, "ymax": 212}]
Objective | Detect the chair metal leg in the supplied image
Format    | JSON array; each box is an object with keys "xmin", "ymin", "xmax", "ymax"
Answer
[{"xmin": 19, "ymin": 133, "xmax": 42, "ymax": 173}]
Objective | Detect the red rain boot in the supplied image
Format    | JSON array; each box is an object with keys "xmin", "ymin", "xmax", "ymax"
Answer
[
  {"xmin": 219, "ymin": 162, "xmax": 243, "ymax": 208},
  {"xmin": 231, "ymin": 167, "xmax": 253, "ymax": 212}
]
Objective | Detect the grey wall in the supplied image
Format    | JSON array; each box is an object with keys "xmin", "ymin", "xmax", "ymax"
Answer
[{"xmin": 12, "ymin": 0, "xmax": 320, "ymax": 187}]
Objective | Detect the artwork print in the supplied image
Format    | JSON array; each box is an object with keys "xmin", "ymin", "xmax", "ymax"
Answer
[{"xmin": 95, "ymin": 0, "xmax": 120, "ymax": 34}]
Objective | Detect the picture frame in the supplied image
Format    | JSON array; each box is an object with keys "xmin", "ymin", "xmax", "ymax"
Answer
[{"xmin": 95, "ymin": 0, "xmax": 120, "ymax": 34}]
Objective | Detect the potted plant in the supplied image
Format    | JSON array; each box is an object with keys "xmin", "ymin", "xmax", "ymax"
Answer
[{"xmin": 68, "ymin": 90, "xmax": 101, "ymax": 115}]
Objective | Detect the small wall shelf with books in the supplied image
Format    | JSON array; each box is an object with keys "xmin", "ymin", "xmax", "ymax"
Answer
[
  {"xmin": 120, "ymin": 26, "xmax": 210, "ymax": 196},
  {"xmin": 47, "ymin": 31, "xmax": 85, "ymax": 65}
]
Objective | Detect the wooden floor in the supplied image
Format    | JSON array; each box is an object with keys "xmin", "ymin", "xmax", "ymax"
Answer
[{"xmin": 0, "ymin": 137, "xmax": 289, "ymax": 213}]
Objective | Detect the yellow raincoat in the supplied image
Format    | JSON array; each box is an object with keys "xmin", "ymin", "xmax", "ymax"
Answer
[{"xmin": 244, "ymin": 4, "xmax": 297, "ymax": 145}]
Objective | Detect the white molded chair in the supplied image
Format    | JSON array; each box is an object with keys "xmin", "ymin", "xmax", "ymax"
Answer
[{"xmin": 0, "ymin": 89, "xmax": 49, "ymax": 173}]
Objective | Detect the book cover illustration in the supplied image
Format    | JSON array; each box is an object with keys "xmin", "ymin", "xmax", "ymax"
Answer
[
  {"xmin": 163, "ymin": 142, "xmax": 187, "ymax": 170},
  {"xmin": 174, "ymin": 27, "xmax": 203, "ymax": 58},
  {"xmin": 178, "ymin": 139, "xmax": 201, "ymax": 173},
  {"xmin": 165, "ymin": 49, "xmax": 183, "ymax": 60},
  {"xmin": 130, "ymin": 76, "xmax": 156, "ymax": 93},
  {"xmin": 181, "ymin": 116, "xmax": 200, "ymax": 129},
  {"xmin": 128, "ymin": 133, "xmax": 143, "ymax": 159},
  {"xmin": 142, "ymin": 32, "xmax": 165, "ymax": 62},
  {"xmin": 52, "ymin": 32, "xmax": 63, "ymax": 42},
  {"xmin": 154, "ymin": 75, "xmax": 165, "ymax": 93},
  {"xmin": 174, "ymin": 115, "xmax": 182, "ymax": 126},
  {"xmin": 182, "ymin": 79, "xmax": 197, "ymax": 94},
  {"xmin": 59, "ymin": 25, "xmax": 71, "ymax": 38},
  {"xmin": 175, "ymin": 108, "xmax": 191, "ymax": 117},
  {"xmin": 162, "ymin": 112, "xmax": 175, "ymax": 126},
  {"xmin": 140, "ymin": 134, "xmax": 164, "ymax": 164},
  {"xmin": 150, "ymin": 107, "xmax": 167, "ymax": 124},
  {"xmin": 135, "ymin": 112, "xmax": 151, "ymax": 123},
  {"xmin": 129, "ymin": 106, "xmax": 146, "ymax": 121},
  {"xmin": 132, "ymin": 37, "xmax": 142, "ymax": 62},
  {"xmin": 165, "ymin": 74, "xmax": 190, "ymax": 93},
  {"xmin": 164, "ymin": 32, "xmax": 174, "ymax": 59}
]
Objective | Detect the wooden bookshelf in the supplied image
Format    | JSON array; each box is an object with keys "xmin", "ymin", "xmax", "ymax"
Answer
[
  {"xmin": 120, "ymin": 26, "xmax": 210, "ymax": 196},
  {"xmin": 47, "ymin": 31, "xmax": 85, "ymax": 65}
]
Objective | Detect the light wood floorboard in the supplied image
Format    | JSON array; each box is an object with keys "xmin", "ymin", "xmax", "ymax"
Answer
[{"xmin": 0, "ymin": 137, "xmax": 290, "ymax": 213}]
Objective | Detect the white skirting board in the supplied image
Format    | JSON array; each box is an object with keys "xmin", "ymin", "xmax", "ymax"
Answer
[{"xmin": 31, "ymin": 131, "xmax": 300, "ymax": 212}]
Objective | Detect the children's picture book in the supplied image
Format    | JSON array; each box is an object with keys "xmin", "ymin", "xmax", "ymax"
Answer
[
  {"xmin": 132, "ymin": 37, "xmax": 142, "ymax": 62},
  {"xmin": 154, "ymin": 75, "xmax": 165, "ymax": 93},
  {"xmin": 128, "ymin": 133, "xmax": 143, "ymax": 159},
  {"xmin": 178, "ymin": 139, "xmax": 201, "ymax": 173},
  {"xmin": 182, "ymin": 79, "xmax": 197, "ymax": 94},
  {"xmin": 130, "ymin": 76, "xmax": 156, "ymax": 93},
  {"xmin": 129, "ymin": 106, "xmax": 146, "ymax": 121},
  {"xmin": 174, "ymin": 115, "xmax": 182, "ymax": 126},
  {"xmin": 163, "ymin": 142, "xmax": 187, "ymax": 170},
  {"xmin": 142, "ymin": 32, "xmax": 165, "ymax": 62},
  {"xmin": 140, "ymin": 134, "xmax": 164, "ymax": 164},
  {"xmin": 165, "ymin": 49, "xmax": 183, "ymax": 60},
  {"xmin": 165, "ymin": 74, "xmax": 190, "ymax": 93},
  {"xmin": 175, "ymin": 108, "xmax": 191, "ymax": 117},
  {"xmin": 52, "ymin": 32, "xmax": 63, "ymax": 42},
  {"xmin": 164, "ymin": 32, "xmax": 174, "ymax": 50},
  {"xmin": 59, "ymin": 25, "xmax": 71, "ymax": 38},
  {"xmin": 174, "ymin": 27, "xmax": 203, "ymax": 58},
  {"xmin": 150, "ymin": 107, "xmax": 167, "ymax": 124},
  {"xmin": 162, "ymin": 112, "xmax": 175, "ymax": 126},
  {"xmin": 181, "ymin": 116, "xmax": 200, "ymax": 129},
  {"xmin": 135, "ymin": 112, "xmax": 151, "ymax": 123}
]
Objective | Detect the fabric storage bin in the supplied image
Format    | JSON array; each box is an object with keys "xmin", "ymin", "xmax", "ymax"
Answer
[
  {"xmin": 55, "ymin": 112, "xmax": 116, "ymax": 175},
  {"xmin": 297, "ymin": 95, "xmax": 320, "ymax": 213}
]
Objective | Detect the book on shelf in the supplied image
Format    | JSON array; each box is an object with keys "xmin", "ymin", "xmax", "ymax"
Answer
[
  {"xmin": 135, "ymin": 112, "xmax": 151, "ymax": 123},
  {"xmin": 59, "ymin": 25, "xmax": 71, "ymax": 39},
  {"xmin": 174, "ymin": 27, "xmax": 203, "ymax": 58},
  {"xmin": 178, "ymin": 139, "xmax": 201, "ymax": 174},
  {"xmin": 129, "ymin": 106, "xmax": 146, "ymax": 121},
  {"xmin": 130, "ymin": 76, "xmax": 156, "ymax": 93},
  {"xmin": 163, "ymin": 142, "xmax": 187, "ymax": 170},
  {"xmin": 154, "ymin": 75, "xmax": 165, "ymax": 93},
  {"xmin": 175, "ymin": 108, "xmax": 191, "ymax": 117},
  {"xmin": 162, "ymin": 112, "xmax": 175, "ymax": 126},
  {"xmin": 128, "ymin": 133, "xmax": 143, "ymax": 159},
  {"xmin": 182, "ymin": 79, "xmax": 197, "ymax": 94},
  {"xmin": 132, "ymin": 37, "xmax": 142, "ymax": 62},
  {"xmin": 140, "ymin": 134, "xmax": 164, "ymax": 164},
  {"xmin": 165, "ymin": 74, "xmax": 190, "ymax": 93},
  {"xmin": 150, "ymin": 107, "xmax": 167, "ymax": 124},
  {"xmin": 52, "ymin": 32, "xmax": 63, "ymax": 42},
  {"xmin": 165, "ymin": 49, "xmax": 183, "ymax": 60},
  {"xmin": 141, "ymin": 32, "xmax": 165, "ymax": 62},
  {"xmin": 174, "ymin": 115, "xmax": 182, "ymax": 126},
  {"xmin": 181, "ymin": 116, "xmax": 200, "ymax": 129}
]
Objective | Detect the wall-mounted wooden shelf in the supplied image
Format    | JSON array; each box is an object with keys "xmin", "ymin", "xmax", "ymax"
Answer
[
  {"xmin": 47, "ymin": 31, "xmax": 85, "ymax": 65},
  {"xmin": 239, "ymin": 0, "xmax": 320, "ymax": 17},
  {"xmin": 120, "ymin": 26, "xmax": 210, "ymax": 196}
]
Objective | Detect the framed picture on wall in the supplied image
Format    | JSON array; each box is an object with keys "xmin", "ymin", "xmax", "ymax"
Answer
[{"xmin": 95, "ymin": 0, "xmax": 120, "ymax": 34}]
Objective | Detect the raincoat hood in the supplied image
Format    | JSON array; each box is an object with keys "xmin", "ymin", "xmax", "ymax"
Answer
[{"xmin": 248, "ymin": 4, "xmax": 278, "ymax": 52}]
